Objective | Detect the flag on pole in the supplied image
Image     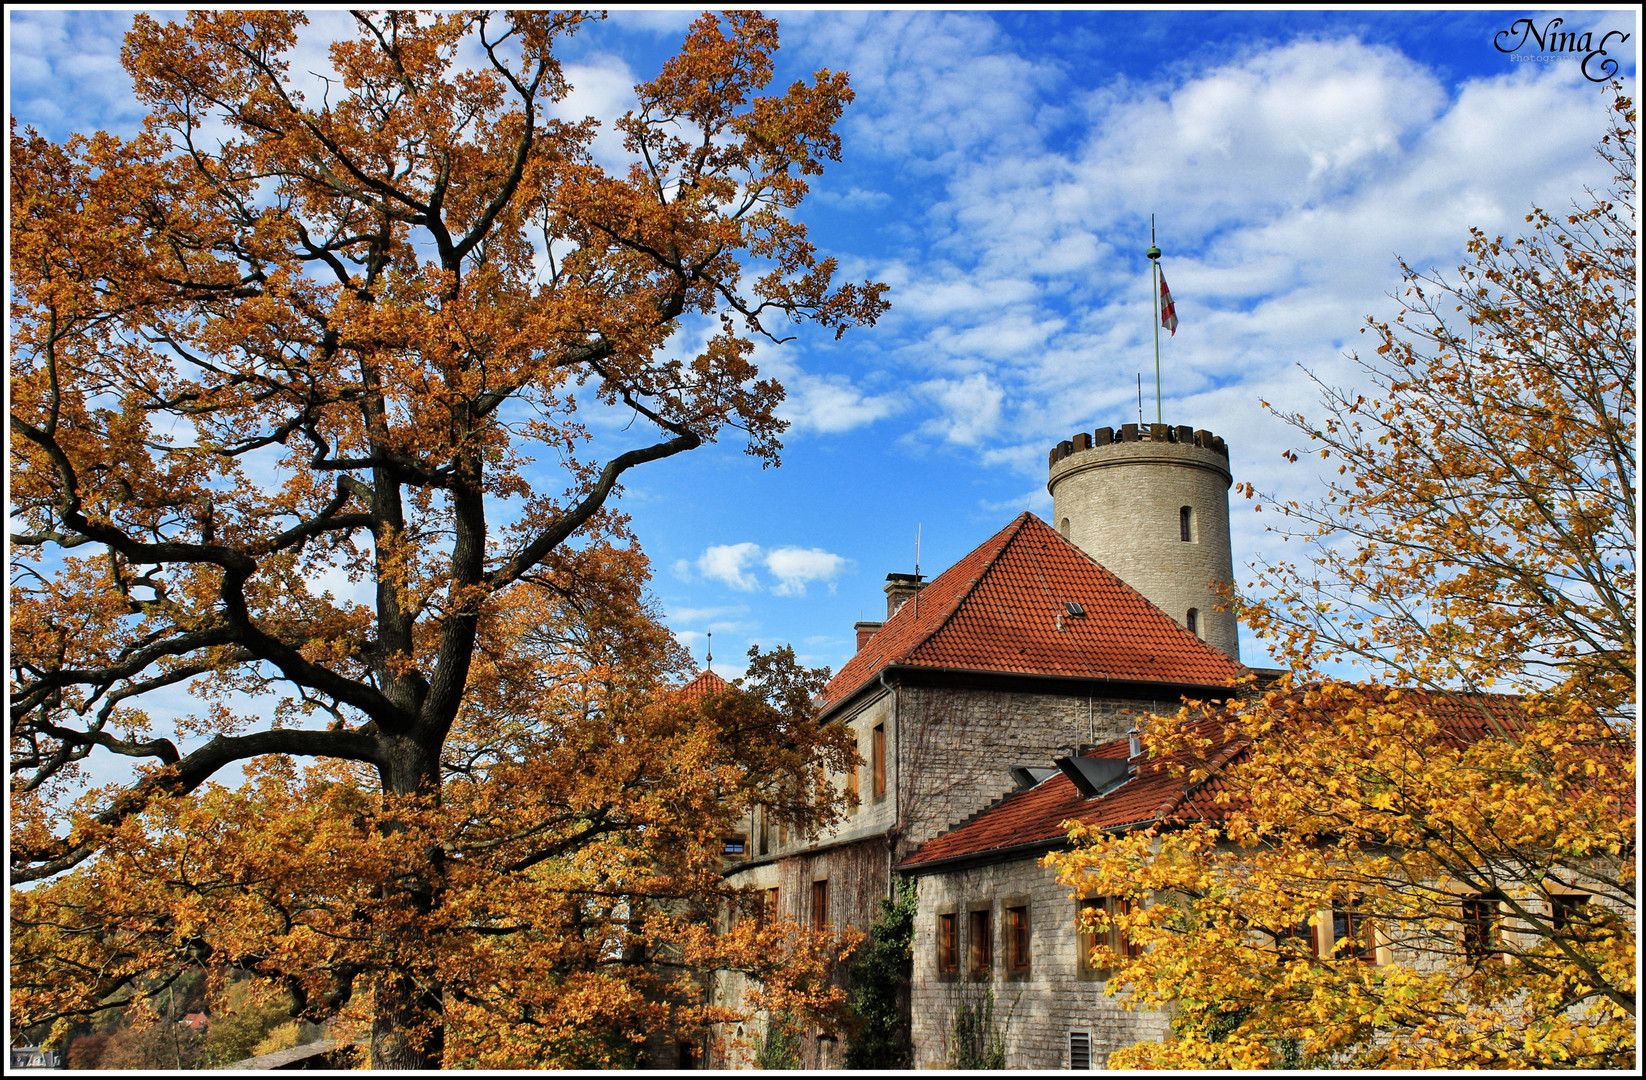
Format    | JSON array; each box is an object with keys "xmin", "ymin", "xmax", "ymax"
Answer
[{"xmin": 1158, "ymin": 271, "xmax": 1178, "ymax": 336}]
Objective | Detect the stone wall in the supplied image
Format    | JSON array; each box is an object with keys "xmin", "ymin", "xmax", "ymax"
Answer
[
  {"xmin": 891, "ymin": 681, "xmax": 1188, "ymax": 857},
  {"xmin": 909, "ymin": 853, "xmax": 1171, "ymax": 1070},
  {"xmin": 714, "ymin": 837, "xmax": 892, "ymax": 1070}
]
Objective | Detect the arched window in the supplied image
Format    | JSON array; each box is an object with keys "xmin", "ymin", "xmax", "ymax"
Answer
[
  {"xmin": 1186, "ymin": 608, "xmax": 1200, "ymax": 636},
  {"xmin": 1180, "ymin": 505, "xmax": 1194, "ymax": 542},
  {"xmin": 1059, "ymin": 517, "xmax": 1071, "ymax": 538}
]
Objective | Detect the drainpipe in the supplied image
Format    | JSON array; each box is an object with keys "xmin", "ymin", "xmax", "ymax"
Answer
[{"xmin": 880, "ymin": 669, "xmax": 899, "ymax": 901}]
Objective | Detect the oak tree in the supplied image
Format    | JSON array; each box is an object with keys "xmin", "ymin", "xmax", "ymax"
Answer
[
  {"xmin": 1049, "ymin": 92, "xmax": 1635, "ymax": 1069},
  {"xmin": 10, "ymin": 10, "xmax": 881, "ymax": 1067}
]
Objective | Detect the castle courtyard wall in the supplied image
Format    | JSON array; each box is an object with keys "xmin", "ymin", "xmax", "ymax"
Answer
[{"xmin": 909, "ymin": 852, "xmax": 1171, "ymax": 1069}]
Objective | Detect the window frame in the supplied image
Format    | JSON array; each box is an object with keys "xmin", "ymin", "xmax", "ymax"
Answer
[
  {"xmin": 967, "ymin": 906, "xmax": 994, "ymax": 980},
  {"xmin": 1330, "ymin": 901, "xmax": 1377, "ymax": 962},
  {"xmin": 936, "ymin": 911, "xmax": 959, "ymax": 979},
  {"xmin": 1005, "ymin": 901, "xmax": 1031, "ymax": 979},
  {"xmin": 1550, "ymin": 892, "xmax": 1590, "ymax": 934},
  {"xmin": 811, "ymin": 879, "xmax": 830, "ymax": 931},
  {"xmin": 871, "ymin": 723, "xmax": 886, "ymax": 801},
  {"xmin": 1460, "ymin": 891, "xmax": 1504, "ymax": 961},
  {"xmin": 1077, "ymin": 896, "xmax": 1138, "ymax": 978}
]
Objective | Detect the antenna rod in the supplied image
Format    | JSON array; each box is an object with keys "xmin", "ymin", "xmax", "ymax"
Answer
[
  {"xmin": 915, "ymin": 524, "xmax": 921, "ymax": 578},
  {"xmin": 705, "ymin": 630, "xmax": 713, "ymax": 672},
  {"xmin": 1137, "ymin": 373, "xmax": 1143, "ymax": 427},
  {"xmin": 1147, "ymin": 215, "xmax": 1163, "ymax": 427}
]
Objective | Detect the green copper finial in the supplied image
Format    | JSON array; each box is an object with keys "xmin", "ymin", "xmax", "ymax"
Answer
[{"xmin": 1146, "ymin": 244, "xmax": 1161, "ymax": 260}]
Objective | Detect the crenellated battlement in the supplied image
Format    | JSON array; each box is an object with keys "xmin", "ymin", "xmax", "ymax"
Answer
[{"xmin": 1048, "ymin": 423, "xmax": 1227, "ymax": 470}]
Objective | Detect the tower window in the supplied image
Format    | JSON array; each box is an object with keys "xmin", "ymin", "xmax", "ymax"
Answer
[
  {"xmin": 1179, "ymin": 505, "xmax": 1194, "ymax": 542},
  {"xmin": 1059, "ymin": 517, "xmax": 1071, "ymax": 537},
  {"xmin": 1186, "ymin": 608, "xmax": 1199, "ymax": 636}
]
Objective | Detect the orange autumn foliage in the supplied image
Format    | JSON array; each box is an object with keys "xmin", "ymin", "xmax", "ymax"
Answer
[
  {"xmin": 10, "ymin": 10, "xmax": 882, "ymax": 1067},
  {"xmin": 1050, "ymin": 92, "xmax": 1635, "ymax": 1070}
]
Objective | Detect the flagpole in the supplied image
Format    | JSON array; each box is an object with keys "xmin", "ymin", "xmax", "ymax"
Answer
[{"xmin": 1147, "ymin": 216, "xmax": 1162, "ymax": 426}]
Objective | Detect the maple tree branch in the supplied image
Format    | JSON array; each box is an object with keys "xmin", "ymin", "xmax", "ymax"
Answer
[
  {"xmin": 10, "ymin": 727, "xmax": 388, "ymax": 883},
  {"xmin": 488, "ymin": 379, "xmax": 702, "ymax": 589}
]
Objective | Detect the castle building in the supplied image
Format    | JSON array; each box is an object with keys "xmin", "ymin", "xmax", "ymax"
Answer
[{"xmin": 710, "ymin": 423, "xmax": 1252, "ymax": 1069}]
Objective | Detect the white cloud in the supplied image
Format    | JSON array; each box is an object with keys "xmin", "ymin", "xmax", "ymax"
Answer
[
  {"xmin": 664, "ymin": 604, "xmax": 749, "ymax": 625},
  {"xmin": 918, "ymin": 373, "xmax": 1004, "ymax": 446},
  {"xmin": 551, "ymin": 53, "xmax": 643, "ymax": 173},
  {"xmin": 765, "ymin": 547, "xmax": 851, "ymax": 597},
  {"xmin": 693, "ymin": 542, "xmax": 763, "ymax": 591},
  {"xmin": 676, "ymin": 542, "xmax": 853, "ymax": 596},
  {"xmin": 780, "ymin": 373, "xmax": 900, "ymax": 434}
]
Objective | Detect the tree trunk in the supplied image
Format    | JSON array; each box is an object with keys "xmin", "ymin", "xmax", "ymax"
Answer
[
  {"xmin": 371, "ymin": 972, "xmax": 445, "ymax": 1069},
  {"xmin": 368, "ymin": 740, "xmax": 447, "ymax": 1069}
]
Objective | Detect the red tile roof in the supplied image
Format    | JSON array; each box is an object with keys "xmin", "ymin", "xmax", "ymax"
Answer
[
  {"xmin": 677, "ymin": 669, "xmax": 731, "ymax": 699},
  {"xmin": 900, "ymin": 721, "xmax": 1245, "ymax": 869},
  {"xmin": 820, "ymin": 513, "xmax": 1242, "ymax": 713},
  {"xmin": 898, "ymin": 689, "xmax": 1536, "ymax": 870}
]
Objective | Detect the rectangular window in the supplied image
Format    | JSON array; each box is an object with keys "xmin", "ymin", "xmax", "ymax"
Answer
[
  {"xmin": 871, "ymin": 724, "xmax": 886, "ymax": 801},
  {"xmin": 1551, "ymin": 893, "xmax": 1589, "ymax": 934},
  {"xmin": 937, "ymin": 913, "xmax": 958, "ymax": 974},
  {"xmin": 1110, "ymin": 896, "xmax": 1141, "ymax": 959},
  {"xmin": 846, "ymin": 756, "xmax": 859, "ymax": 802},
  {"xmin": 1006, "ymin": 905, "xmax": 1030, "ymax": 973},
  {"xmin": 758, "ymin": 808, "xmax": 769, "ymax": 856},
  {"xmin": 1461, "ymin": 892, "xmax": 1503, "ymax": 960},
  {"xmin": 763, "ymin": 887, "xmax": 779, "ymax": 923},
  {"xmin": 812, "ymin": 880, "xmax": 830, "ymax": 931},
  {"xmin": 1070, "ymin": 1030, "xmax": 1092, "ymax": 1070},
  {"xmin": 1273, "ymin": 914, "xmax": 1313, "ymax": 956},
  {"xmin": 968, "ymin": 908, "xmax": 993, "ymax": 978},
  {"xmin": 722, "ymin": 836, "xmax": 745, "ymax": 856},
  {"xmin": 1077, "ymin": 898, "xmax": 1106, "ymax": 979},
  {"xmin": 1332, "ymin": 901, "xmax": 1376, "ymax": 961}
]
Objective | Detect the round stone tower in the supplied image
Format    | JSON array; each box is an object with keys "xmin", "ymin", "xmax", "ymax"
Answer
[{"xmin": 1047, "ymin": 422, "xmax": 1239, "ymax": 661}]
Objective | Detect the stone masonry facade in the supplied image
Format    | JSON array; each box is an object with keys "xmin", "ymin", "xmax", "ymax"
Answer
[
  {"xmin": 715, "ymin": 675, "xmax": 1195, "ymax": 1069},
  {"xmin": 908, "ymin": 852, "xmax": 1171, "ymax": 1069}
]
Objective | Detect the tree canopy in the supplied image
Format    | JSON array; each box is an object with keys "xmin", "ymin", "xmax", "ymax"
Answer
[
  {"xmin": 1048, "ymin": 90, "xmax": 1635, "ymax": 1070},
  {"xmin": 10, "ymin": 10, "xmax": 882, "ymax": 1067}
]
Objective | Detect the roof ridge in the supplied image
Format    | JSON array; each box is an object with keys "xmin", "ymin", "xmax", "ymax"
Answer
[
  {"xmin": 1148, "ymin": 734, "xmax": 1249, "ymax": 827},
  {"xmin": 1040, "ymin": 517, "xmax": 1240, "ymax": 672},
  {"xmin": 904, "ymin": 513, "xmax": 1037, "ymax": 666}
]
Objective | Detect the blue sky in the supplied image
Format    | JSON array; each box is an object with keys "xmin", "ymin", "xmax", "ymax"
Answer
[{"xmin": 8, "ymin": 6, "xmax": 1638, "ymax": 698}]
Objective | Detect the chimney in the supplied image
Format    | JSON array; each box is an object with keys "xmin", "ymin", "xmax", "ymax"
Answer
[
  {"xmin": 853, "ymin": 620, "xmax": 884, "ymax": 652},
  {"xmin": 884, "ymin": 572, "xmax": 925, "ymax": 619}
]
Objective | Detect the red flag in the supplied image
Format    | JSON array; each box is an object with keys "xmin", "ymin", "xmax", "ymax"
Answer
[{"xmin": 1158, "ymin": 271, "xmax": 1178, "ymax": 336}]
